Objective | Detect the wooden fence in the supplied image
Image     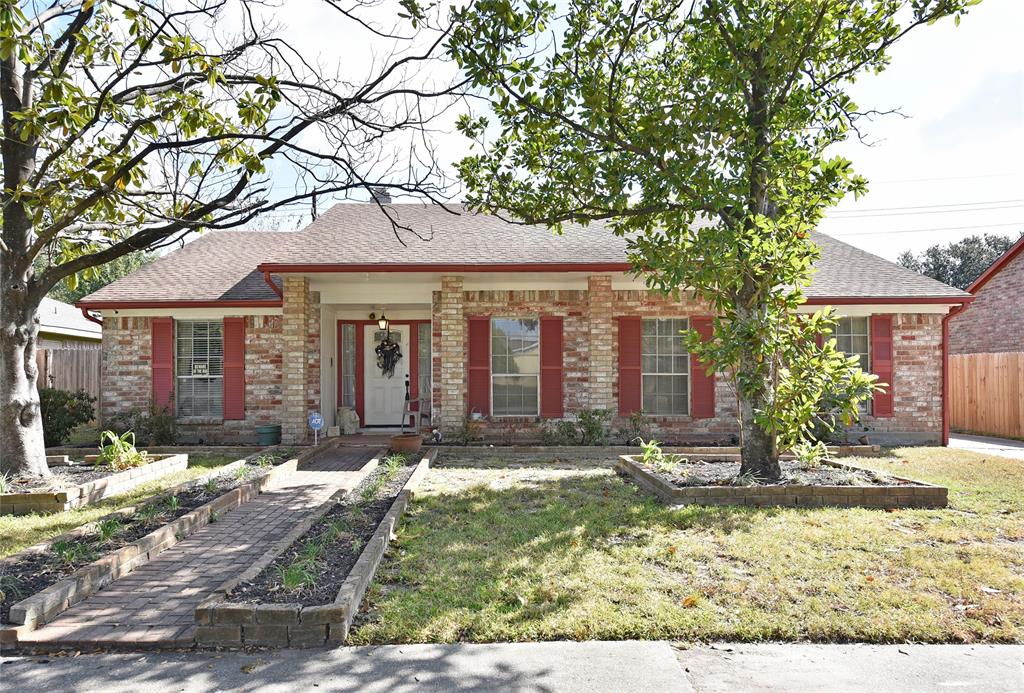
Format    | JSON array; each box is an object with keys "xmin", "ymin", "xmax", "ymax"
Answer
[
  {"xmin": 949, "ymin": 352, "xmax": 1024, "ymax": 439},
  {"xmin": 35, "ymin": 347, "xmax": 102, "ymax": 401}
]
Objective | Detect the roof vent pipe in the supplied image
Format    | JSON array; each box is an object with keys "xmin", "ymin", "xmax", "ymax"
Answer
[{"xmin": 370, "ymin": 186, "xmax": 391, "ymax": 205}]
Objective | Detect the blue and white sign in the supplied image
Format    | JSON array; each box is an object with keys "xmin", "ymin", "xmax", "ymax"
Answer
[{"xmin": 308, "ymin": 411, "xmax": 324, "ymax": 431}]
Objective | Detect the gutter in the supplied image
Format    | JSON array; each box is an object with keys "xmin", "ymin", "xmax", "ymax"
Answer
[
  {"xmin": 262, "ymin": 270, "xmax": 283, "ymax": 299},
  {"xmin": 80, "ymin": 307, "xmax": 103, "ymax": 326},
  {"xmin": 941, "ymin": 300, "xmax": 973, "ymax": 446}
]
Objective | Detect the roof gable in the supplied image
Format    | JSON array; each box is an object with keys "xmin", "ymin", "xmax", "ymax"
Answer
[{"xmin": 966, "ymin": 234, "xmax": 1024, "ymax": 294}]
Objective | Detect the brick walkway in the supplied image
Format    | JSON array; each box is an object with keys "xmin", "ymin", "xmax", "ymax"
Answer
[{"xmin": 19, "ymin": 447, "xmax": 377, "ymax": 650}]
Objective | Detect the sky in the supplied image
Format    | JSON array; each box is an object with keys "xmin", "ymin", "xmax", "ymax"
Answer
[{"xmin": 229, "ymin": 0, "xmax": 1023, "ymax": 263}]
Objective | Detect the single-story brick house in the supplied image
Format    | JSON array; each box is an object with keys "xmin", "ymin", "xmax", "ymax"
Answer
[
  {"xmin": 949, "ymin": 233, "xmax": 1024, "ymax": 355},
  {"xmin": 78, "ymin": 203, "xmax": 972, "ymax": 446}
]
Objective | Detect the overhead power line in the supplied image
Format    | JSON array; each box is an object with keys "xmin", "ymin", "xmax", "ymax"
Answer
[
  {"xmin": 829, "ymin": 203, "xmax": 1024, "ymax": 219},
  {"xmin": 830, "ymin": 198, "xmax": 1024, "ymax": 214},
  {"xmin": 827, "ymin": 221, "xmax": 1023, "ymax": 237}
]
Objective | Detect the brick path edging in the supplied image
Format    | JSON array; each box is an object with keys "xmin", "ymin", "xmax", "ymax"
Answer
[
  {"xmin": 195, "ymin": 449, "xmax": 437, "ymax": 648},
  {"xmin": 1, "ymin": 454, "xmax": 189, "ymax": 516},
  {"xmin": 0, "ymin": 444, "xmax": 335, "ymax": 648},
  {"xmin": 616, "ymin": 456, "xmax": 948, "ymax": 509}
]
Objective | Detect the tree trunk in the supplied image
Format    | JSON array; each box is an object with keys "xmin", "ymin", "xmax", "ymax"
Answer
[
  {"xmin": 737, "ymin": 389, "xmax": 780, "ymax": 481},
  {"xmin": 0, "ymin": 282, "xmax": 49, "ymax": 479}
]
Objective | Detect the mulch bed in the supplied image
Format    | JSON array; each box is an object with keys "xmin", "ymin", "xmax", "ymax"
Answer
[
  {"xmin": 230, "ymin": 459, "xmax": 416, "ymax": 606},
  {"xmin": 4, "ymin": 463, "xmax": 117, "ymax": 493},
  {"xmin": 0, "ymin": 461, "xmax": 272, "ymax": 624},
  {"xmin": 649, "ymin": 458, "xmax": 907, "ymax": 488}
]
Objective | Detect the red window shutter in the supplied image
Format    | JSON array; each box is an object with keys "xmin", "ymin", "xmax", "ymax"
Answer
[
  {"xmin": 151, "ymin": 317, "xmax": 174, "ymax": 413},
  {"xmin": 467, "ymin": 317, "xmax": 491, "ymax": 416},
  {"xmin": 690, "ymin": 316, "xmax": 716, "ymax": 419},
  {"xmin": 617, "ymin": 316, "xmax": 642, "ymax": 416},
  {"xmin": 540, "ymin": 316, "xmax": 564, "ymax": 418},
  {"xmin": 871, "ymin": 314, "xmax": 894, "ymax": 417},
  {"xmin": 223, "ymin": 317, "xmax": 246, "ymax": 420}
]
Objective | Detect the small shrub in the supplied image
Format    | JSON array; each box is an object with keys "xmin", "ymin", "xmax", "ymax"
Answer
[
  {"xmin": 539, "ymin": 420, "xmax": 577, "ymax": 446},
  {"xmin": 39, "ymin": 388, "xmax": 95, "ymax": 447},
  {"xmin": 639, "ymin": 439, "xmax": 684, "ymax": 474},
  {"xmin": 616, "ymin": 411, "xmax": 652, "ymax": 446},
  {"xmin": 51, "ymin": 539, "xmax": 94, "ymax": 566},
  {"xmin": 146, "ymin": 403, "xmax": 177, "ymax": 445},
  {"xmin": 450, "ymin": 417, "xmax": 485, "ymax": 446},
  {"xmin": 96, "ymin": 517, "xmax": 123, "ymax": 543},
  {"xmin": 277, "ymin": 561, "xmax": 316, "ymax": 591},
  {"xmin": 576, "ymin": 408, "xmax": 612, "ymax": 446},
  {"xmin": 98, "ymin": 430, "xmax": 148, "ymax": 471}
]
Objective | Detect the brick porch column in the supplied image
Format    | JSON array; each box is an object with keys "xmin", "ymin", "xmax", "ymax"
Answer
[
  {"xmin": 588, "ymin": 275, "xmax": 614, "ymax": 410},
  {"xmin": 282, "ymin": 275, "xmax": 310, "ymax": 443},
  {"xmin": 439, "ymin": 275, "xmax": 465, "ymax": 432}
]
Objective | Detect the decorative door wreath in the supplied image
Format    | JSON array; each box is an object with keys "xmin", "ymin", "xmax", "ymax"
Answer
[{"xmin": 375, "ymin": 333, "xmax": 403, "ymax": 378}]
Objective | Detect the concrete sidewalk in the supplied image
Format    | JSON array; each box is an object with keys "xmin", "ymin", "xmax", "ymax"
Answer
[
  {"xmin": 2, "ymin": 641, "xmax": 1021, "ymax": 692},
  {"xmin": 950, "ymin": 433, "xmax": 1024, "ymax": 461}
]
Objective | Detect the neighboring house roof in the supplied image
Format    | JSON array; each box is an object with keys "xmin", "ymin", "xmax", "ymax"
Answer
[
  {"xmin": 966, "ymin": 233, "xmax": 1024, "ymax": 294},
  {"xmin": 79, "ymin": 203, "xmax": 970, "ymax": 306},
  {"xmin": 39, "ymin": 297, "xmax": 102, "ymax": 340}
]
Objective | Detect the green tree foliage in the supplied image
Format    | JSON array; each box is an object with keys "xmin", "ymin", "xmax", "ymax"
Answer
[
  {"xmin": 1, "ymin": 1, "xmax": 457, "ymax": 478},
  {"xmin": 39, "ymin": 388, "xmax": 95, "ymax": 447},
  {"xmin": 44, "ymin": 251, "xmax": 152, "ymax": 304},
  {"xmin": 449, "ymin": 0, "xmax": 978, "ymax": 480},
  {"xmin": 898, "ymin": 232, "xmax": 1022, "ymax": 290}
]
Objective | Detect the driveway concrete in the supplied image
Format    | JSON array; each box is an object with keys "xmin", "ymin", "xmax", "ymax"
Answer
[
  {"xmin": 676, "ymin": 643, "xmax": 1023, "ymax": 693},
  {"xmin": 0, "ymin": 641, "xmax": 690, "ymax": 693},
  {"xmin": 950, "ymin": 433, "xmax": 1024, "ymax": 461}
]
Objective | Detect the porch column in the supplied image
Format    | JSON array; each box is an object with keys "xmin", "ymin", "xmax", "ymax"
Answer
[
  {"xmin": 588, "ymin": 275, "xmax": 614, "ymax": 410},
  {"xmin": 439, "ymin": 275, "xmax": 465, "ymax": 432},
  {"xmin": 282, "ymin": 275, "xmax": 310, "ymax": 443}
]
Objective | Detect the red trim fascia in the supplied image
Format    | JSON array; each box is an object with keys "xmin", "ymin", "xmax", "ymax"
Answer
[
  {"xmin": 77, "ymin": 299, "xmax": 282, "ymax": 309},
  {"xmin": 262, "ymin": 271, "xmax": 283, "ymax": 299},
  {"xmin": 805, "ymin": 295, "xmax": 975, "ymax": 306},
  {"xmin": 80, "ymin": 307, "xmax": 103, "ymax": 325},
  {"xmin": 942, "ymin": 302, "xmax": 971, "ymax": 446},
  {"xmin": 257, "ymin": 262, "xmax": 633, "ymax": 274},
  {"xmin": 965, "ymin": 234, "xmax": 1024, "ymax": 294}
]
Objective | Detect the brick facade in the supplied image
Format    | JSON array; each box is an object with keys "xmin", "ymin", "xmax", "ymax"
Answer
[
  {"xmin": 101, "ymin": 315, "xmax": 284, "ymax": 444},
  {"xmin": 949, "ymin": 246, "xmax": 1024, "ymax": 354},
  {"xmin": 99, "ymin": 276, "xmax": 946, "ymax": 446}
]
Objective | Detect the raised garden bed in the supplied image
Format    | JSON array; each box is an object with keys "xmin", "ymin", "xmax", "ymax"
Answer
[
  {"xmin": 1, "ymin": 454, "xmax": 189, "ymax": 515},
  {"xmin": 617, "ymin": 454, "xmax": 947, "ymax": 509},
  {"xmin": 0, "ymin": 446, "xmax": 319, "ymax": 647},
  {"xmin": 194, "ymin": 450, "xmax": 434, "ymax": 648}
]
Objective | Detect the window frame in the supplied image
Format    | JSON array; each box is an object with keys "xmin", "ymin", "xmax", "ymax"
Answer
[
  {"xmin": 489, "ymin": 316, "xmax": 541, "ymax": 418},
  {"xmin": 834, "ymin": 315, "xmax": 872, "ymax": 415},
  {"xmin": 640, "ymin": 317, "xmax": 692, "ymax": 417},
  {"xmin": 175, "ymin": 319, "xmax": 225, "ymax": 420}
]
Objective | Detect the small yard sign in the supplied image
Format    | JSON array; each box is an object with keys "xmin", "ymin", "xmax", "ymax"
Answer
[{"xmin": 308, "ymin": 411, "xmax": 324, "ymax": 444}]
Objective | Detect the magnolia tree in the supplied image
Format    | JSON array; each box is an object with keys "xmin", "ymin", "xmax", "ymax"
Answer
[
  {"xmin": 1, "ymin": 0, "xmax": 459, "ymax": 478},
  {"xmin": 449, "ymin": 0, "xmax": 978, "ymax": 480}
]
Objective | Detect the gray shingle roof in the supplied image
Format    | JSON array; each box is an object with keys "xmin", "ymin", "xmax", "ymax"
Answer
[{"xmin": 80, "ymin": 203, "xmax": 969, "ymax": 304}]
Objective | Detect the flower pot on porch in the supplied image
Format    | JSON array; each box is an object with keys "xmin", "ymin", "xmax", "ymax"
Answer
[
  {"xmin": 256, "ymin": 424, "xmax": 282, "ymax": 446},
  {"xmin": 390, "ymin": 433, "xmax": 423, "ymax": 455}
]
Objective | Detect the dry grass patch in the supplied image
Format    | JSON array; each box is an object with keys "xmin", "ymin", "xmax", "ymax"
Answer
[{"xmin": 350, "ymin": 449, "xmax": 1023, "ymax": 644}]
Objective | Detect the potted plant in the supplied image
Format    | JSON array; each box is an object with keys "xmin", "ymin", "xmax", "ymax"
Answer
[{"xmin": 390, "ymin": 432, "xmax": 423, "ymax": 454}]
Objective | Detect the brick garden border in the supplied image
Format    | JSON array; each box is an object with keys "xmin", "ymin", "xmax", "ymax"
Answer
[
  {"xmin": 194, "ymin": 449, "xmax": 437, "ymax": 648},
  {"xmin": 435, "ymin": 444, "xmax": 881, "ymax": 461},
  {"xmin": 0, "ymin": 443, "xmax": 333, "ymax": 649},
  {"xmin": 1, "ymin": 454, "xmax": 189, "ymax": 516},
  {"xmin": 616, "ymin": 455, "xmax": 947, "ymax": 509}
]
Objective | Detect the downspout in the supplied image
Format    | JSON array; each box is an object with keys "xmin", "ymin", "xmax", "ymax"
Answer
[
  {"xmin": 79, "ymin": 307, "xmax": 103, "ymax": 325},
  {"xmin": 941, "ymin": 301, "xmax": 971, "ymax": 446},
  {"xmin": 262, "ymin": 270, "xmax": 283, "ymax": 299}
]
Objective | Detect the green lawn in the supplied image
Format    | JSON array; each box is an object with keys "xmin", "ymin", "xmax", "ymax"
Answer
[
  {"xmin": 351, "ymin": 448, "xmax": 1024, "ymax": 644},
  {"xmin": 0, "ymin": 453, "xmax": 240, "ymax": 558}
]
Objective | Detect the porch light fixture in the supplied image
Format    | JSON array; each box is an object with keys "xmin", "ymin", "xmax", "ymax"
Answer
[{"xmin": 377, "ymin": 313, "xmax": 389, "ymax": 331}]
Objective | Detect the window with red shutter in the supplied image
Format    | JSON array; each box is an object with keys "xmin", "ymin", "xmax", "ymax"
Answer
[
  {"xmin": 223, "ymin": 317, "xmax": 245, "ymax": 420},
  {"xmin": 690, "ymin": 316, "xmax": 716, "ymax": 419},
  {"xmin": 152, "ymin": 317, "xmax": 174, "ymax": 413},
  {"xmin": 467, "ymin": 316, "xmax": 491, "ymax": 416},
  {"xmin": 870, "ymin": 314, "xmax": 894, "ymax": 417},
  {"xmin": 617, "ymin": 316, "xmax": 642, "ymax": 416},
  {"xmin": 540, "ymin": 316, "xmax": 564, "ymax": 418}
]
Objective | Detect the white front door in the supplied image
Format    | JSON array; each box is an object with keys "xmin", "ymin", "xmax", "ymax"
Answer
[{"xmin": 363, "ymin": 324, "xmax": 410, "ymax": 426}]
